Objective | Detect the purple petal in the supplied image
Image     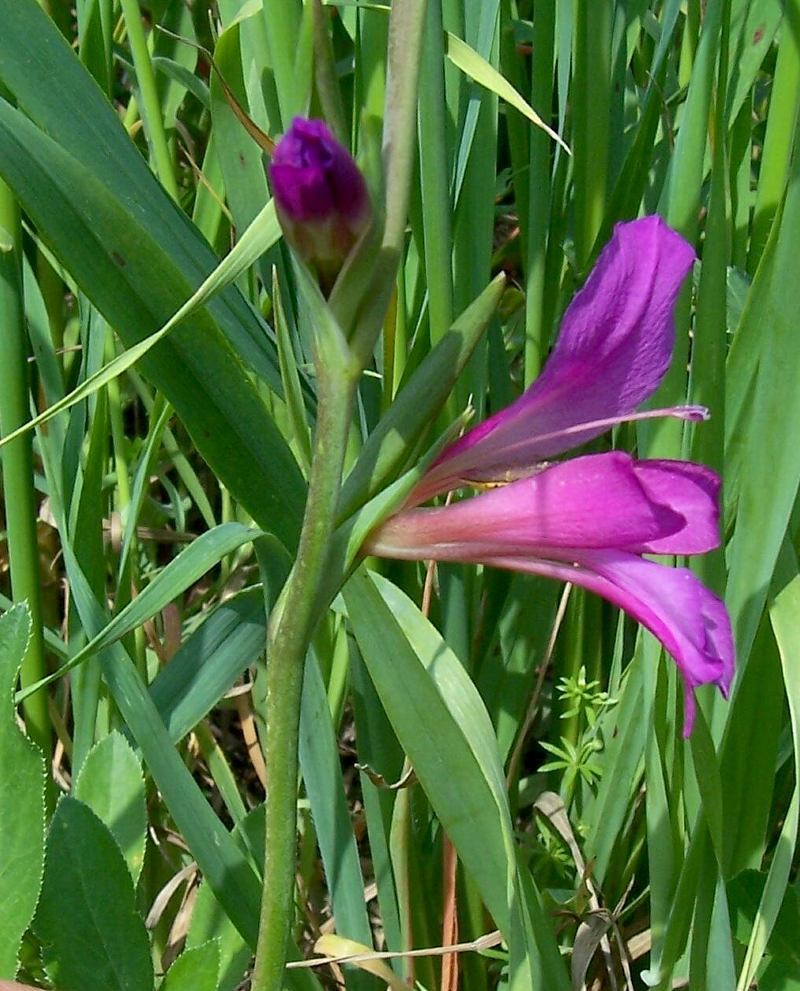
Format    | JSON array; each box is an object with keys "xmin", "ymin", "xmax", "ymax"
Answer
[
  {"xmin": 480, "ymin": 550, "xmax": 734, "ymax": 736},
  {"xmin": 417, "ymin": 217, "xmax": 695, "ymax": 499},
  {"xmin": 367, "ymin": 452, "xmax": 687, "ymax": 558},
  {"xmin": 630, "ymin": 461, "xmax": 721, "ymax": 554}
]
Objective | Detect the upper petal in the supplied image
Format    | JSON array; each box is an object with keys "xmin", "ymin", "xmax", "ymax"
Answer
[
  {"xmin": 479, "ymin": 550, "xmax": 734, "ymax": 736},
  {"xmin": 417, "ymin": 217, "xmax": 695, "ymax": 499}
]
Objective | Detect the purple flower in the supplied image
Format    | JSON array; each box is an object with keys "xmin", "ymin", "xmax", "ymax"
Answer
[
  {"xmin": 269, "ymin": 118, "xmax": 371, "ymax": 292},
  {"xmin": 365, "ymin": 217, "xmax": 734, "ymax": 735}
]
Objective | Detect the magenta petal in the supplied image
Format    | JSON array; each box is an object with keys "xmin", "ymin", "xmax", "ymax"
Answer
[
  {"xmin": 481, "ymin": 551, "xmax": 734, "ymax": 736},
  {"xmin": 419, "ymin": 217, "xmax": 695, "ymax": 498},
  {"xmin": 367, "ymin": 452, "xmax": 687, "ymax": 558},
  {"xmin": 630, "ymin": 461, "xmax": 721, "ymax": 554}
]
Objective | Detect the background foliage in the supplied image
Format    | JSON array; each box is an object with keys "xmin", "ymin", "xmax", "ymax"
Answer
[{"xmin": 1, "ymin": 0, "xmax": 799, "ymax": 989}]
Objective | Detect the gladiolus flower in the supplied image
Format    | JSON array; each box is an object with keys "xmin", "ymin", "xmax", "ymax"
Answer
[
  {"xmin": 365, "ymin": 217, "xmax": 734, "ymax": 735},
  {"xmin": 269, "ymin": 117, "xmax": 371, "ymax": 293}
]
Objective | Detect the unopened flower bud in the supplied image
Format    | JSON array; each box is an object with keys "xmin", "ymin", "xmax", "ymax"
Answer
[{"xmin": 268, "ymin": 117, "xmax": 371, "ymax": 293}]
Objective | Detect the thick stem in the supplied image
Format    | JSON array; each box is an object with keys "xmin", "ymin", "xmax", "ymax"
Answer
[
  {"xmin": 250, "ymin": 367, "xmax": 358, "ymax": 991},
  {"xmin": 0, "ymin": 178, "xmax": 51, "ymax": 757},
  {"xmin": 118, "ymin": 0, "xmax": 179, "ymax": 201}
]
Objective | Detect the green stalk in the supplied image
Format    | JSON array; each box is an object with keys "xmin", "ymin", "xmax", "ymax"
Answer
[
  {"xmin": 648, "ymin": 0, "xmax": 723, "ymax": 459},
  {"xmin": 678, "ymin": 0, "xmax": 700, "ymax": 89},
  {"xmin": 118, "ymin": 0, "xmax": 179, "ymax": 200},
  {"xmin": 572, "ymin": 0, "xmax": 611, "ymax": 270},
  {"xmin": 250, "ymin": 364, "xmax": 359, "ymax": 991},
  {"xmin": 524, "ymin": 0, "xmax": 555, "ymax": 383},
  {"xmin": 105, "ymin": 329, "xmax": 132, "ymax": 514},
  {"xmin": 0, "ymin": 178, "xmax": 51, "ymax": 755},
  {"xmin": 418, "ymin": 0, "xmax": 454, "ymax": 346},
  {"xmin": 261, "ymin": 0, "xmax": 302, "ymax": 129},
  {"xmin": 748, "ymin": 0, "xmax": 800, "ymax": 273},
  {"xmin": 690, "ymin": 1, "xmax": 729, "ymax": 596}
]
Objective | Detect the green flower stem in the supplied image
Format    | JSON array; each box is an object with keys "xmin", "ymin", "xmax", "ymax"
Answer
[
  {"xmin": 748, "ymin": 0, "xmax": 800, "ymax": 272},
  {"xmin": 573, "ymin": 0, "xmax": 611, "ymax": 271},
  {"xmin": 0, "ymin": 178, "xmax": 51, "ymax": 756},
  {"xmin": 524, "ymin": 0, "xmax": 555, "ymax": 384},
  {"xmin": 261, "ymin": 0, "xmax": 302, "ymax": 129},
  {"xmin": 118, "ymin": 0, "xmax": 179, "ymax": 201},
  {"xmin": 250, "ymin": 362, "xmax": 359, "ymax": 991},
  {"xmin": 418, "ymin": 0, "xmax": 454, "ymax": 347}
]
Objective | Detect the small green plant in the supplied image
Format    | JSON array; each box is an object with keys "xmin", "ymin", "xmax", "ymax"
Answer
[{"xmin": 538, "ymin": 667, "xmax": 617, "ymax": 803}]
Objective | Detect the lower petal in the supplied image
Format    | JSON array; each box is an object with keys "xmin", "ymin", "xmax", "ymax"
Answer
[{"xmin": 480, "ymin": 550, "xmax": 734, "ymax": 736}]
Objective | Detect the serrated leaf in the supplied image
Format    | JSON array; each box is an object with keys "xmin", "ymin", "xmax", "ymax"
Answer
[
  {"xmin": 187, "ymin": 884, "xmax": 251, "ymax": 991},
  {"xmin": 161, "ymin": 941, "xmax": 220, "ymax": 991},
  {"xmin": 0, "ymin": 605, "xmax": 45, "ymax": 980},
  {"xmin": 74, "ymin": 731, "xmax": 147, "ymax": 885},
  {"xmin": 186, "ymin": 806, "xmax": 322, "ymax": 991},
  {"xmin": 34, "ymin": 796, "xmax": 154, "ymax": 991},
  {"xmin": 728, "ymin": 869, "xmax": 800, "ymax": 967}
]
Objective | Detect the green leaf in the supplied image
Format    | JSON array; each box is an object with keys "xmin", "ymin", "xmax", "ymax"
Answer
[
  {"xmin": 0, "ymin": 604, "xmax": 45, "ymax": 980},
  {"xmin": 345, "ymin": 569, "xmax": 511, "ymax": 925},
  {"xmin": 727, "ymin": 0, "xmax": 783, "ymax": 123},
  {"xmin": 299, "ymin": 651, "xmax": 373, "ymax": 956},
  {"xmin": 209, "ymin": 18, "xmax": 271, "ymax": 231},
  {"xmin": 59, "ymin": 545, "xmax": 264, "ymax": 951},
  {"xmin": 726, "ymin": 139, "xmax": 800, "ymax": 668},
  {"xmin": 152, "ymin": 56, "xmax": 210, "ymax": 111},
  {"xmin": 34, "ymin": 796, "xmax": 154, "ymax": 991},
  {"xmin": 0, "ymin": 1, "xmax": 309, "ymax": 551},
  {"xmin": 74, "ymin": 731, "xmax": 147, "ymax": 885},
  {"xmin": 344, "ymin": 568, "xmax": 570, "ymax": 989},
  {"xmin": 761, "ymin": 959, "xmax": 800, "ymax": 991},
  {"xmin": 0, "ymin": 96, "xmax": 305, "ymax": 548},
  {"xmin": 161, "ymin": 942, "xmax": 220, "ymax": 991},
  {"xmin": 0, "ymin": 200, "xmax": 284, "ymax": 455},
  {"xmin": 148, "ymin": 588, "xmax": 267, "ymax": 744},
  {"xmin": 732, "ymin": 541, "xmax": 800, "ymax": 990}
]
